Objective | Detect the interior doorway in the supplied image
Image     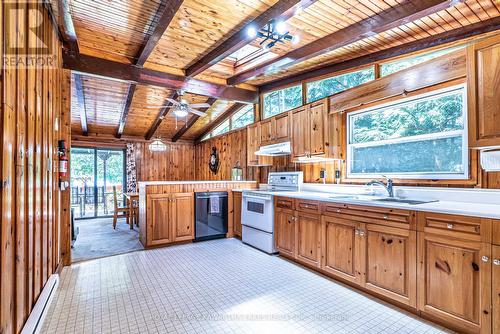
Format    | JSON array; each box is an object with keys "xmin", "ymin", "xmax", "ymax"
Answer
[{"xmin": 70, "ymin": 147, "xmax": 143, "ymax": 262}]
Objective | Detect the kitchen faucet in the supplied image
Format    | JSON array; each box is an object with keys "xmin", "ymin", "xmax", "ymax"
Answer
[{"xmin": 366, "ymin": 176, "xmax": 394, "ymax": 198}]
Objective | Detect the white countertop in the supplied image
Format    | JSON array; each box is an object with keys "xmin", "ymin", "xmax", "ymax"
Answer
[
  {"xmin": 243, "ymin": 189, "xmax": 500, "ymax": 220},
  {"xmin": 139, "ymin": 180, "xmax": 257, "ymax": 186}
]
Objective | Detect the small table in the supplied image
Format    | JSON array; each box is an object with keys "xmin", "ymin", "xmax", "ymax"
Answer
[{"xmin": 124, "ymin": 192, "xmax": 139, "ymax": 229}]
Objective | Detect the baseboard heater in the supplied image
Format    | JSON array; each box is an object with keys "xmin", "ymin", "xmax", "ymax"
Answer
[{"xmin": 21, "ymin": 274, "xmax": 59, "ymax": 334}]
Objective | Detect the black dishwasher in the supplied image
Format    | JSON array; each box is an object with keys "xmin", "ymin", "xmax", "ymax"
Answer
[{"xmin": 194, "ymin": 192, "xmax": 228, "ymax": 242}]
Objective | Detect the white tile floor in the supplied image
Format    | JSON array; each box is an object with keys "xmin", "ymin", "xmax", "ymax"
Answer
[{"xmin": 42, "ymin": 239, "xmax": 453, "ymax": 334}]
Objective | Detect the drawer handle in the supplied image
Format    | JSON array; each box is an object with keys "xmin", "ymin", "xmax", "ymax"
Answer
[
  {"xmin": 447, "ymin": 223, "xmax": 454, "ymax": 229},
  {"xmin": 482, "ymin": 256, "xmax": 489, "ymax": 263},
  {"xmin": 383, "ymin": 214, "xmax": 388, "ymax": 219},
  {"xmin": 336, "ymin": 209, "xmax": 341, "ymax": 213},
  {"xmin": 493, "ymin": 259, "xmax": 500, "ymax": 266},
  {"xmin": 359, "ymin": 230, "xmax": 365, "ymax": 237}
]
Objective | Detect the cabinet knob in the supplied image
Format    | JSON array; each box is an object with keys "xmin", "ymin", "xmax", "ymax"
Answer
[
  {"xmin": 383, "ymin": 214, "xmax": 388, "ymax": 219},
  {"xmin": 481, "ymin": 256, "xmax": 489, "ymax": 263},
  {"xmin": 447, "ymin": 223, "xmax": 454, "ymax": 229},
  {"xmin": 336, "ymin": 209, "xmax": 341, "ymax": 213},
  {"xmin": 493, "ymin": 259, "xmax": 500, "ymax": 266},
  {"xmin": 359, "ymin": 230, "xmax": 365, "ymax": 237},
  {"xmin": 355, "ymin": 230, "xmax": 359, "ymax": 235}
]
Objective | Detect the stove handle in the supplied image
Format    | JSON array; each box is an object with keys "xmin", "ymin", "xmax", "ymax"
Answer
[{"xmin": 243, "ymin": 194, "xmax": 273, "ymax": 201}]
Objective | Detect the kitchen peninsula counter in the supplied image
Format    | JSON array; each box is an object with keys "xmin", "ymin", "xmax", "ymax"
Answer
[{"xmin": 138, "ymin": 180, "xmax": 257, "ymax": 248}]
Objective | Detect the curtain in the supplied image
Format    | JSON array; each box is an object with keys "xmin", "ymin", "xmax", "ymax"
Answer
[{"xmin": 126, "ymin": 143, "xmax": 137, "ymax": 192}]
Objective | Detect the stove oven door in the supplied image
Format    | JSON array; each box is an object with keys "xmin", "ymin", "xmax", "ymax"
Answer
[{"xmin": 241, "ymin": 194, "xmax": 274, "ymax": 233}]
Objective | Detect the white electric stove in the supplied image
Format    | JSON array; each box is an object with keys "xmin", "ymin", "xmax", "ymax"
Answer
[{"xmin": 241, "ymin": 172, "xmax": 303, "ymax": 253}]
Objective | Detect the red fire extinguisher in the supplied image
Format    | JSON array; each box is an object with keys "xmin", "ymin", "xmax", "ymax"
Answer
[{"xmin": 58, "ymin": 140, "xmax": 68, "ymax": 178}]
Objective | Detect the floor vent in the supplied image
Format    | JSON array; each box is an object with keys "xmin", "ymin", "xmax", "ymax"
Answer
[{"xmin": 21, "ymin": 274, "xmax": 59, "ymax": 334}]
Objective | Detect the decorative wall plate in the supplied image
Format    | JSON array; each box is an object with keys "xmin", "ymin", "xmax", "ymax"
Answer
[{"xmin": 209, "ymin": 147, "xmax": 219, "ymax": 174}]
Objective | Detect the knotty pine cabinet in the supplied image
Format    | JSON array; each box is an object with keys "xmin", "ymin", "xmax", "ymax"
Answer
[
  {"xmin": 468, "ymin": 34, "xmax": 500, "ymax": 148},
  {"xmin": 291, "ymin": 98, "xmax": 331, "ymax": 160},
  {"xmin": 232, "ymin": 191, "xmax": 242, "ymax": 238},
  {"xmin": 273, "ymin": 197, "xmax": 499, "ymax": 333},
  {"xmin": 146, "ymin": 192, "xmax": 194, "ymax": 246},
  {"xmin": 246, "ymin": 122, "xmax": 272, "ymax": 166},
  {"xmin": 260, "ymin": 111, "xmax": 290, "ymax": 145}
]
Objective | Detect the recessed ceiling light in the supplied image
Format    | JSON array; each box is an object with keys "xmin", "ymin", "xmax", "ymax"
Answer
[{"xmin": 179, "ymin": 19, "xmax": 188, "ymax": 28}]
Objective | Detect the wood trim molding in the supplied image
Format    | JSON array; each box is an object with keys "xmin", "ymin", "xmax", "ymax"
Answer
[
  {"xmin": 184, "ymin": 0, "xmax": 318, "ymax": 77},
  {"xmin": 260, "ymin": 16, "xmax": 500, "ymax": 93},
  {"xmin": 228, "ymin": 0, "xmax": 463, "ymax": 85},
  {"xmin": 171, "ymin": 97, "xmax": 217, "ymax": 142},
  {"xmin": 62, "ymin": 52, "xmax": 259, "ymax": 103}
]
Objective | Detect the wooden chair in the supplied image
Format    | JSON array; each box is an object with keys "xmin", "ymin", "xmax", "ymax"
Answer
[{"xmin": 112, "ymin": 186, "xmax": 129, "ymax": 229}]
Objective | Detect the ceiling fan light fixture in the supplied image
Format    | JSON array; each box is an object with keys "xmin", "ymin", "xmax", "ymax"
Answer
[
  {"xmin": 149, "ymin": 138, "xmax": 167, "ymax": 152},
  {"xmin": 174, "ymin": 107, "xmax": 188, "ymax": 118}
]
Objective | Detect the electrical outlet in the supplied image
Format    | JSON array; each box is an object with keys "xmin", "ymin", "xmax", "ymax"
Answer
[{"xmin": 320, "ymin": 169, "xmax": 327, "ymax": 179}]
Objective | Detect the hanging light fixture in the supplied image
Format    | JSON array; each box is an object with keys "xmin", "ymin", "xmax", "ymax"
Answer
[
  {"xmin": 149, "ymin": 137, "xmax": 167, "ymax": 152},
  {"xmin": 246, "ymin": 18, "xmax": 297, "ymax": 51}
]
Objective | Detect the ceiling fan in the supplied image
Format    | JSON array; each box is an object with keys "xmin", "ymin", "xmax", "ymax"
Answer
[{"xmin": 144, "ymin": 91, "xmax": 211, "ymax": 118}]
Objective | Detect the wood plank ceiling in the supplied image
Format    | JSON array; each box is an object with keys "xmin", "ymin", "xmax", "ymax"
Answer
[{"xmin": 60, "ymin": 0, "xmax": 500, "ymax": 141}]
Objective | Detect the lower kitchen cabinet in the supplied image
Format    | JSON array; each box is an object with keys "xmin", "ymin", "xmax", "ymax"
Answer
[
  {"xmin": 233, "ymin": 191, "xmax": 242, "ymax": 237},
  {"xmin": 171, "ymin": 192, "xmax": 195, "ymax": 242},
  {"xmin": 275, "ymin": 207, "xmax": 296, "ymax": 258},
  {"xmin": 493, "ymin": 245, "xmax": 500, "ymax": 334},
  {"xmin": 296, "ymin": 211, "xmax": 322, "ymax": 268},
  {"xmin": 363, "ymin": 224, "xmax": 417, "ymax": 308},
  {"xmin": 147, "ymin": 192, "xmax": 194, "ymax": 246},
  {"xmin": 417, "ymin": 232, "xmax": 491, "ymax": 334},
  {"xmin": 321, "ymin": 216, "xmax": 363, "ymax": 285}
]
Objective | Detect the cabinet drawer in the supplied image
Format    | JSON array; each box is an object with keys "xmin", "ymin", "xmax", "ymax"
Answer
[
  {"xmin": 323, "ymin": 202, "xmax": 414, "ymax": 229},
  {"xmin": 417, "ymin": 212, "xmax": 491, "ymax": 242},
  {"xmin": 275, "ymin": 197, "xmax": 294, "ymax": 210},
  {"xmin": 296, "ymin": 199, "xmax": 320, "ymax": 213}
]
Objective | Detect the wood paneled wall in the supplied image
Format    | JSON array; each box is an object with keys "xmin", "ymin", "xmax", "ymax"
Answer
[
  {"xmin": 135, "ymin": 142, "xmax": 196, "ymax": 181},
  {"xmin": 194, "ymin": 129, "xmax": 260, "ymax": 181},
  {"xmin": 1, "ymin": 4, "xmax": 68, "ymax": 333}
]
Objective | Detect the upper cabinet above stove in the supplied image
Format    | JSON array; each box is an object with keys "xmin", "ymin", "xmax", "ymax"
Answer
[{"xmin": 468, "ymin": 34, "xmax": 500, "ymax": 149}]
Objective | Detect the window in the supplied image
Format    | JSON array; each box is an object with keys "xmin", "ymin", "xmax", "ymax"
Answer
[
  {"xmin": 211, "ymin": 119, "xmax": 230, "ymax": 137},
  {"xmin": 231, "ymin": 104, "xmax": 254, "ymax": 130},
  {"xmin": 380, "ymin": 46, "xmax": 464, "ymax": 77},
  {"xmin": 200, "ymin": 133, "xmax": 211, "ymax": 142},
  {"xmin": 346, "ymin": 84, "xmax": 468, "ymax": 179},
  {"xmin": 306, "ymin": 67, "xmax": 375, "ymax": 103},
  {"xmin": 263, "ymin": 84, "xmax": 302, "ymax": 119}
]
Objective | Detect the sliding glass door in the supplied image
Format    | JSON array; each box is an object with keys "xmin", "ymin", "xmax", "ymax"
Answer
[{"xmin": 70, "ymin": 147, "xmax": 126, "ymax": 218}]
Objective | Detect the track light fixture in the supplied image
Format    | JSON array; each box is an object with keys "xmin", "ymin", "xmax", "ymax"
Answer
[{"xmin": 246, "ymin": 19, "xmax": 298, "ymax": 50}]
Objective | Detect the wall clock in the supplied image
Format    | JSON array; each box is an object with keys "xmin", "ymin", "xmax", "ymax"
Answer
[{"xmin": 209, "ymin": 147, "xmax": 219, "ymax": 174}]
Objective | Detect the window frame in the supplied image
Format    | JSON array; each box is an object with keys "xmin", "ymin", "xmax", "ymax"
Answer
[
  {"xmin": 346, "ymin": 83, "xmax": 469, "ymax": 180},
  {"xmin": 262, "ymin": 83, "xmax": 303, "ymax": 119}
]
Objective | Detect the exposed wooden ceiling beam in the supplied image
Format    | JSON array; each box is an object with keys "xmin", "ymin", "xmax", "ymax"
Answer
[
  {"xmin": 171, "ymin": 97, "xmax": 217, "ymax": 142},
  {"xmin": 136, "ymin": 0, "xmax": 184, "ymax": 66},
  {"xmin": 185, "ymin": 0, "xmax": 318, "ymax": 77},
  {"xmin": 260, "ymin": 16, "xmax": 500, "ymax": 92},
  {"xmin": 62, "ymin": 52, "xmax": 259, "ymax": 103},
  {"xmin": 57, "ymin": 0, "xmax": 79, "ymax": 54},
  {"xmin": 195, "ymin": 103, "xmax": 247, "ymax": 142},
  {"xmin": 228, "ymin": 0, "xmax": 462, "ymax": 85},
  {"xmin": 117, "ymin": 1, "xmax": 183, "ymax": 138},
  {"xmin": 73, "ymin": 73, "xmax": 88, "ymax": 135},
  {"xmin": 145, "ymin": 92, "xmax": 179, "ymax": 140},
  {"xmin": 116, "ymin": 84, "xmax": 137, "ymax": 138}
]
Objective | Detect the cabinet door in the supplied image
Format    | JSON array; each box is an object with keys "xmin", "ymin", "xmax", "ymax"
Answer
[
  {"xmin": 493, "ymin": 245, "xmax": 500, "ymax": 334},
  {"xmin": 233, "ymin": 192, "xmax": 242, "ymax": 237},
  {"xmin": 417, "ymin": 232, "xmax": 491, "ymax": 334},
  {"xmin": 275, "ymin": 112, "xmax": 289, "ymax": 142},
  {"xmin": 172, "ymin": 192, "xmax": 194, "ymax": 242},
  {"xmin": 321, "ymin": 216, "xmax": 363, "ymax": 285},
  {"xmin": 291, "ymin": 107, "xmax": 309, "ymax": 158},
  {"xmin": 147, "ymin": 194, "xmax": 173, "ymax": 246},
  {"xmin": 260, "ymin": 119, "xmax": 273, "ymax": 145},
  {"xmin": 246, "ymin": 123, "xmax": 259, "ymax": 165},
  {"xmin": 363, "ymin": 224, "xmax": 417, "ymax": 307},
  {"xmin": 309, "ymin": 100, "xmax": 327, "ymax": 156},
  {"xmin": 275, "ymin": 208, "xmax": 296, "ymax": 258},
  {"xmin": 468, "ymin": 34, "xmax": 500, "ymax": 147},
  {"xmin": 296, "ymin": 211, "xmax": 322, "ymax": 268}
]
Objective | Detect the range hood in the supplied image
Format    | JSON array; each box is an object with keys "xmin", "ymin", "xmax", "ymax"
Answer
[{"xmin": 254, "ymin": 141, "xmax": 291, "ymax": 156}]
